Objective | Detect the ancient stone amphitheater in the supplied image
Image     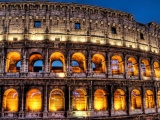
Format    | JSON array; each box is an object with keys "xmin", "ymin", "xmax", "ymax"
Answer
[{"xmin": 0, "ymin": 1, "xmax": 160, "ymax": 120}]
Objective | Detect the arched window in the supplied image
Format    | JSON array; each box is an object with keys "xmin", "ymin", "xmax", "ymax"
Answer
[
  {"xmin": 50, "ymin": 52, "xmax": 65, "ymax": 72},
  {"xmin": 154, "ymin": 62, "xmax": 160, "ymax": 78},
  {"xmin": 127, "ymin": 57, "xmax": 138, "ymax": 76},
  {"xmin": 29, "ymin": 53, "xmax": 43, "ymax": 72},
  {"xmin": 114, "ymin": 89, "xmax": 126, "ymax": 110},
  {"xmin": 2, "ymin": 89, "xmax": 18, "ymax": 112},
  {"xmin": 141, "ymin": 59, "xmax": 151, "ymax": 77},
  {"xmin": 72, "ymin": 89, "xmax": 87, "ymax": 111},
  {"xmin": 131, "ymin": 89, "xmax": 142, "ymax": 109},
  {"xmin": 145, "ymin": 90, "xmax": 154, "ymax": 108},
  {"xmin": 26, "ymin": 89, "xmax": 42, "ymax": 112},
  {"xmin": 92, "ymin": 54, "xmax": 106, "ymax": 73},
  {"xmin": 72, "ymin": 52, "xmax": 86, "ymax": 73},
  {"xmin": 6, "ymin": 52, "xmax": 21, "ymax": 73},
  {"xmin": 94, "ymin": 89, "xmax": 107, "ymax": 111},
  {"xmin": 111, "ymin": 55, "xmax": 124, "ymax": 75},
  {"xmin": 157, "ymin": 91, "xmax": 160, "ymax": 108},
  {"xmin": 33, "ymin": 60, "xmax": 43, "ymax": 73},
  {"xmin": 49, "ymin": 89, "xmax": 65, "ymax": 111}
]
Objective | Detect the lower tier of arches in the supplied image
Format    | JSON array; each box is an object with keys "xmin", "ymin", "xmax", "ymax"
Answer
[{"xmin": 0, "ymin": 79, "xmax": 160, "ymax": 119}]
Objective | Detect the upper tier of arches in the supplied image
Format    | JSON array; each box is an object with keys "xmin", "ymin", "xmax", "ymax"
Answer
[{"xmin": 3, "ymin": 51, "xmax": 160, "ymax": 80}]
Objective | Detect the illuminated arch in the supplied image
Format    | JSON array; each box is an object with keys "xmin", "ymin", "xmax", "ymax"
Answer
[
  {"xmin": 50, "ymin": 52, "xmax": 65, "ymax": 72},
  {"xmin": 6, "ymin": 52, "xmax": 21, "ymax": 72},
  {"xmin": 92, "ymin": 54, "xmax": 106, "ymax": 73},
  {"xmin": 2, "ymin": 88, "xmax": 18, "ymax": 112},
  {"xmin": 28, "ymin": 53, "xmax": 43, "ymax": 72},
  {"xmin": 158, "ymin": 90, "xmax": 160, "ymax": 108},
  {"xmin": 141, "ymin": 59, "xmax": 151, "ymax": 77},
  {"xmin": 154, "ymin": 62, "xmax": 160, "ymax": 78},
  {"xmin": 111, "ymin": 55, "xmax": 124, "ymax": 74},
  {"xmin": 26, "ymin": 89, "xmax": 42, "ymax": 112},
  {"xmin": 145, "ymin": 90, "xmax": 154, "ymax": 108},
  {"xmin": 94, "ymin": 89, "xmax": 107, "ymax": 111},
  {"xmin": 71, "ymin": 52, "xmax": 86, "ymax": 73},
  {"xmin": 114, "ymin": 89, "xmax": 126, "ymax": 110},
  {"xmin": 131, "ymin": 89, "xmax": 142, "ymax": 109},
  {"xmin": 49, "ymin": 89, "xmax": 65, "ymax": 111},
  {"xmin": 72, "ymin": 89, "xmax": 87, "ymax": 111},
  {"xmin": 127, "ymin": 57, "xmax": 138, "ymax": 76}
]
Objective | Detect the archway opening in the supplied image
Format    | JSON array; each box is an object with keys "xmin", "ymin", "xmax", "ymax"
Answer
[
  {"xmin": 111, "ymin": 55, "xmax": 124, "ymax": 75},
  {"xmin": 72, "ymin": 89, "xmax": 87, "ymax": 111},
  {"xmin": 94, "ymin": 89, "xmax": 107, "ymax": 111},
  {"xmin": 49, "ymin": 89, "xmax": 65, "ymax": 111},
  {"xmin": 6, "ymin": 52, "xmax": 21, "ymax": 73},
  {"xmin": 29, "ymin": 53, "xmax": 43, "ymax": 72},
  {"xmin": 127, "ymin": 57, "xmax": 138, "ymax": 76},
  {"xmin": 154, "ymin": 62, "xmax": 160, "ymax": 78},
  {"xmin": 114, "ymin": 89, "xmax": 126, "ymax": 110},
  {"xmin": 158, "ymin": 91, "xmax": 160, "ymax": 108},
  {"xmin": 26, "ymin": 89, "xmax": 42, "ymax": 112},
  {"xmin": 141, "ymin": 59, "xmax": 151, "ymax": 77},
  {"xmin": 72, "ymin": 52, "xmax": 86, "ymax": 73},
  {"xmin": 50, "ymin": 52, "xmax": 65, "ymax": 72},
  {"xmin": 131, "ymin": 89, "xmax": 142, "ymax": 109},
  {"xmin": 145, "ymin": 90, "xmax": 154, "ymax": 108},
  {"xmin": 92, "ymin": 54, "xmax": 106, "ymax": 73},
  {"xmin": 2, "ymin": 89, "xmax": 18, "ymax": 112}
]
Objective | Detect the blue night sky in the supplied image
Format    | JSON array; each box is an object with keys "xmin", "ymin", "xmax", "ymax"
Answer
[{"xmin": 1, "ymin": 0, "xmax": 160, "ymax": 24}]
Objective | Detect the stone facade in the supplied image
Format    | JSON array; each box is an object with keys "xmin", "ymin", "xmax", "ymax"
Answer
[{"xmin": 0, "ymin": 1, "xmax": 160, "ymax": 120}]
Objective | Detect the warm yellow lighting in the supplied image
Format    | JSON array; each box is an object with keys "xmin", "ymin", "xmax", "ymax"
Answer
[
  {"xmin": 26, "ymin": 89, "xmax": 42, "ymax": 112},
  {"xmin": 30, "ymin": 34, "xmax": 44, "ymax": 41},
  {"xmin": 2, "ymin": 89, "xmax": 18, "ymax": 112},
  {"xmin": 114, "ymin": 89, "xmax": 126, "ymax": 111},
  {"xmin": 49, "ymin": 89, "xmax": 65, "ymax": 112},
  {"xmin": 8, "ymin": 34, "xmax": 23, "ymax": 41},
  {"xmin": 72, "ymin": 89, "xmax": 87, "ymax": 111},
  {"xmin": 0, "ymin": 35, "xmax": 3, "ymax": 41},
  {"xmin": 73, "ymin": 111, "xmax": 88, "ymax": 117},
  {"xmin": 94, "ymin": 89, "xmax": 107, "ymax": 111}
]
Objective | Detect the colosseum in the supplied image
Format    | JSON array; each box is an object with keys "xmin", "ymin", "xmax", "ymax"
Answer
[{"xmin": 0, "ymin": 1, "xmax": 160, "ymax": 120}]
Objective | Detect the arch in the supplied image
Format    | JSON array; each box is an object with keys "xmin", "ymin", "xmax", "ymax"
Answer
[
  {"xmin": 49, "ymin": 89, "xmax": 65, "ymax": 111},
  {"xmin": 94, "ymin": 89, "xmax": 107, "ymax": 111},
  {"xmin": 111, "ymin": 55, "xmax": 124, "ymax": 74},
  {"xmin": 141, "ymin": 59, "xmax": 151, "ymax": 77},
  {"xmin": 114, "ymin": 89, "xmax": 126, "ymax": 110},
  {"xmin": 2, "ymin": 88, "xmax": 18, "ymax": 112},
  {"xmin": 26, "ymin": 89, "xmax": 42, "ymax": 112},
  {"xmin": 145, "ymin": 90, "xmax": 154, "ymax": 108},
  {"xmin": 153, "ymin": 62, "xmax": 160, "ymax": 78},
  {"xmin": 29, "ymin": 53, "xmax": 43, "ymax": 72},
  {"xmin": 6, "ymin": 52, "xmax": 21, "ymax": 72},
  {"xmin": 71, "ymin": 52, "xmax": 86, "ymax": 73},
  {"xmin": 131, "ymin": 89, "xmax": 142, "ymax": 109},
  {"xmin": 158, "ymin": 90, "xmax": 160, "ymax": 108},
  {"xmin": 50, "ymin": 52, "xmax": 65, "ymax": 72},
  {"xmin": 92, "ymin": 54, "xmax": 106, "ymax": 73},
  {"xmin": 127, "ymin": 57, "xmax": 138, "ymax": 76},
  {"xmin": 72, "ymin": 89, "xmax": 87, "ymax": 111}
]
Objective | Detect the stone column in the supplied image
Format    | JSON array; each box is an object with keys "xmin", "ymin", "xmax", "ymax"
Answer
[
  {"xmin": 44, "ymin": 48, "xmax": 49, "ymax": 73},
  {"xmin": 19, "ymin": 85, "xmax": 24, "ymax": 118},
  {"xmin": 155, "ymin": 86, "xmax": 158, "ymax": 113},
  {"xmin": 123, "ymin": 53, "xmax": 126, "ymax": 79},
  {"xmin": 149, "ymin": 57, "xmax": 154, "ymax": 80},
  {"xmin": 67, "ymin": 51, "xmax": 71, "ymax": 76},
  {"xmin": 89, "ymin": 81, "xmax": 93, "ymax": 110},
  {"xmin": 68, "ymin": 86, "xmax": 71, "ymax": 111},
  {"xmin": 126, "ymin": 86, "xmax": 130, "ymax": 115},
  {"xmin": 141, "ymin": 86, "xmax": 145, "ymax": 114},
  {"xmin": 107, "ymin": 52, "xmax": 111, "ymax": 77},
  {"xmin": 110, "ymin": 85, "xmax": 114, "ymax": 116},
  {"xmin": 43, "ymin": 84, "xmax": 48, "ymax": 118},
  {"xmin": 0, "ymin": 87, "xmax": 2, "ymax": 113},
  {"xmin": 138, "ymin": 55, "xmax": 141, "ymax": 80},
  {"xmin": 87, "ymin": 50, "xmax": 92, "ymax": 77}
]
